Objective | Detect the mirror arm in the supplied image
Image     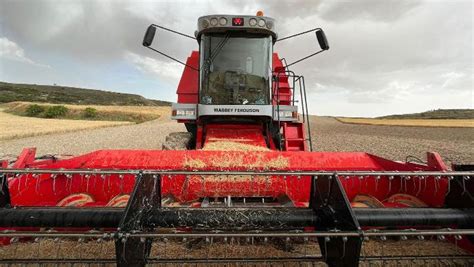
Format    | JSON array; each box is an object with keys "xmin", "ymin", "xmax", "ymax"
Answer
[
  {"xmin": 146, "ymin": 46, "xmax": 199, "ymax": 72},
  {"xmin": 151, "ymin": 24, "xmax": 196, "ymax": 40},
  {"xmin": 285, "ymin": 50, "xmax": 324, "ymax": 68},
  {"xmin": 276, "ymin": 28, "xmax": 321, "ymax": 42}
]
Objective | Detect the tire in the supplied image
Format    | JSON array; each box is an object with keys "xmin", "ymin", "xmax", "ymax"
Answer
[{"xmin": 162, "ymin": 132, "xmax": 192, "ymax": 150}]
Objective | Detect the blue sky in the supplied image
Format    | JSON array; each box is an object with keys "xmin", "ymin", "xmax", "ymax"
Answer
[{"xmin": 0, "ymin": 0, "xmax": 472, "ymax": 117}]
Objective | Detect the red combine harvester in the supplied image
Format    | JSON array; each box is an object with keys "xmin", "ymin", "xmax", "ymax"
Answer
[{"xmin": 1, "ymin": 12, "xmax": 473, "ymax": 266}]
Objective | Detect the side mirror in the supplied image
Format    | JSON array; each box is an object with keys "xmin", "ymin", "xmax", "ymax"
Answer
[
  {"xmin": 316, "ymin": 29, "xmax": 329, "ymax": 50},
  {"xmin": 142, "ymin": 25, "xmax": 156, "ymax": 47}
]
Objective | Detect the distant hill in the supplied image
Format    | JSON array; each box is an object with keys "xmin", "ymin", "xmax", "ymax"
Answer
[
  {"xmin": 378, "ymin": 109, "xmax": 473, "ymax": 119},
  {"xmin": 0, "ymin": 82, "xmax": 171, "ymax": 106}
]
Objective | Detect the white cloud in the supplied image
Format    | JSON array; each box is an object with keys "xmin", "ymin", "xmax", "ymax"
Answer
[
  {"xmin": 0, "ymin": 37, "xmax": 50, "ymax": 68},
  {"xmin": 0, "ymin": 0, "xmax": 472, "ymax": 116},
  {"xmin": 125, "ymin": 51, "xmax": 183, "ymax": 82}
]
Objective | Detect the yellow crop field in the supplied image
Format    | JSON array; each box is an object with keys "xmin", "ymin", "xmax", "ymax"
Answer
[
  {"xmin": 337, "ymin": 117, "xmax": 474, "ymax": 128},
  {"xmin": 3, "ymin": 102, "xmax": 171, "ymax": 123},
  {"xmin": 0, "ymin": 109, "xmax": 132, "ymax": 140}
]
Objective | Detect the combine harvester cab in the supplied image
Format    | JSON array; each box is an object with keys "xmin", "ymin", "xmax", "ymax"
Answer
[{"xmin": 1, "ymin": 12, "xmax": 474, "ymax": 267}]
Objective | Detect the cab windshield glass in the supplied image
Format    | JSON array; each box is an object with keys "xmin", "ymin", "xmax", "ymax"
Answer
[{"xmin": 200, "ymin": 33, "xmax": 271, "ymax": 105}]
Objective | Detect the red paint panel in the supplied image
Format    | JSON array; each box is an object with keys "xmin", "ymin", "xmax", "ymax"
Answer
[
  {"xmin": 7, "ymin": 150, "xmax": 448, "ymax": 208},
  {"xmin": 177, "ymin": 51, "xmax": 199, "ymax": 104}
]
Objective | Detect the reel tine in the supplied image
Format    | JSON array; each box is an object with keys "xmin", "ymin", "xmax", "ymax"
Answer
[
  {"xmin": 323, "ymin": 236, "xmax": 329, "ymax": 263},
  {"xmin": 434, "ymin": 175, "xmax": 441, "ymax": 194},
  {"xmin": 414, "ymin": 175, "xmax": 420, "ymax": 196},
  {"xmin": 340, "ymin": 236, "xmax": 347, "ymax": 259},
  {"xmin": 119, "ymin": 174, "xmax": 125, "ymax": 194},
  {"xmin": 15, "ymin": 172, "xmax": 22, "ymax": 193},
  {"xmin": 462, "ymin": 175, "xmax": 469, "ymax": 195},
  {"xmin": 445, "ymin": 176, "xmax": 454, "ymax": 196},
  {"xmin": 52, "ymin": 173, "xmax": 58, "ymax": 195}
]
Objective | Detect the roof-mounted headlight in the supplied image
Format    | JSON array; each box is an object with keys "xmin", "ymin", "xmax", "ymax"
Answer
[
  {"xmin": 201, "ymin": 19, "xmax": 210, "ymax": 28},
  {"xmin": 266, "ymin": 21, "xmax": 273, "ymax": 29},
  {"xmin": 258, "ymin": 19, "xmax": 266, "ymax": 27},
  {"xmin": 219, "ymin": 17, "xmax": 227, "ymax": 26},
  {"xmin": 249, "ymin": 18, "xmax": 257, "ymax": 26},
  {"xmin": 210, "ymin": 17, "xmax": 218, "ymax": 26}
]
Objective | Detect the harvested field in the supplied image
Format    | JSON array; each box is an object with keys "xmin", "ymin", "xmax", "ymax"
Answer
[
  {"xmin": 0, "ymin": 108, "xmax": 131, "ymax": 141},
  {"xmin": 1, "ymin": 236, "xmax": 470, "ymax": 266},
  {"xmin": 311, "ymin": 116, "xmax": 473, "ymax": 166},
  {"xmin": 337, "ymin": 117, "xmax": 474, "ymax": 128},
  {"xmin": 0, "ymin": 115, "xmax": 473, "ymax": 266}
]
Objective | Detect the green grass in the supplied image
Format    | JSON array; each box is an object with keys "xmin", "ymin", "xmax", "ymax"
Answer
[
  {"xmin": 378, "ymin": 109, "xmax": 473, "ymax": 119},
  {"xmin": 3, "ymin": 102, "xmax": 167, "ymax": 124},
  {"xmin": 0, "ymin": 81, "xmax": 171, "ymax": 106}
]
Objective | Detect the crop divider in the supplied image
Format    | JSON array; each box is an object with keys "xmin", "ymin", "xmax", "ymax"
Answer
[
  {"xmin": 310, "ymin": 174, "xmax": 362, "ymax": 266},
  {"xmin": 0, "ymin": 173, "xmax": 11, "ymax": 208},
  {"xmin": 115, "ymin": 172, "xmax": 161, "ymax": 267}
]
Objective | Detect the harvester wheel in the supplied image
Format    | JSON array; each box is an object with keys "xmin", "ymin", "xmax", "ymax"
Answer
[{"xmin": 162, "ymin": 132, "xmax": 192, "ymax": 150}]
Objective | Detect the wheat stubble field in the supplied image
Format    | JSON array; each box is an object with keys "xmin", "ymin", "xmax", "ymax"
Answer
[
  {"xmin": 337, "ymin": 117, "xmax": 474, "ymax": 128},
  {"xmin": 310, "ymin": 116, "xmax": 473, "ymax": 166},
  {"xmin": 0, "ymin": 112, "xmax": 473, "ymax": 266},
  {"xmin": 1, "ymin": 112, "xmax": 472, "ymax": 166}
]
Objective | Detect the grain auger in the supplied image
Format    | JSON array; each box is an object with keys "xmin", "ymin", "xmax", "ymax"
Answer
[{"xmin": 1, "ymin": 11, "xmax": 473, "ymax": 266}]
